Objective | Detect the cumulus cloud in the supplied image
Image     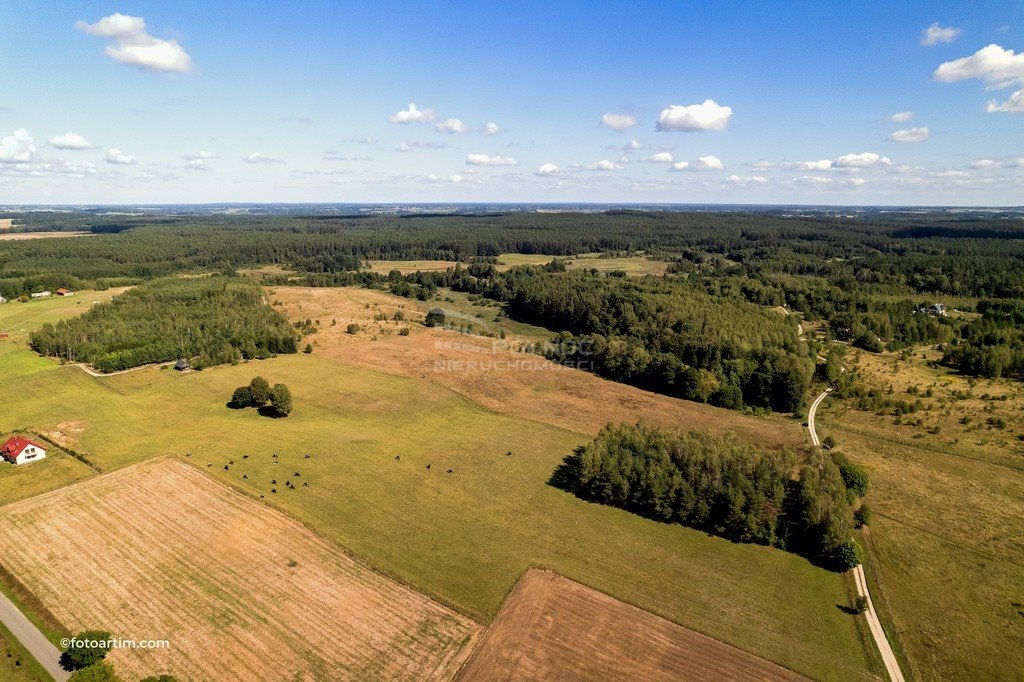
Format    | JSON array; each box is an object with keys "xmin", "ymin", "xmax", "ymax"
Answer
[
  {"xmin": 535, "ymin": 163, "xmax": 560, "ymax": 177},
  {"xmin": 184, "ymin": 159, "xmax": 210, "ymax": 171},
  {"xmin": 435, "ymin": 118, "xmax": 469, "ymax": 134},
  {"xmin": 243, "ymin": 153, "xmax": 284, "ymax": 164},
  {"xmin": 888, "ymin": 127, "xmax": 931, "ymax": 143},
  {"xmin": 987, "ymin": 89, "xmax": 1024, "ymax": 112},
  {"xmin": 483, "ymin": 121, "xmax": 502, "ymax": 135},
  {"xmin": 425, "ymin": 173, "xmax": 464, "ymax": 184},
  {"xmin": 934, "ymin": 44, "xmax": 1024, "ymax": 88},
  {"xmin": 890, "ymin": 111, "xmax": 914, "ymax": 122},
  {"xmin": 396, "ymin": 141, "xmax": 446, "ymax": 152},
  {"xmin": 600, "ymin": 113, "xmax": 637, "ymax": 131},
  {"xmin": 920, "ymin": 22, "xmax": 962, "ymax": 46},
  {"xmin": 656, "ymin": 100, "xmax": 732, "ymax": 132},
  {"xmin": 105, "ymin": 148, "xmax": 135, "ymax": 165},
  {"xmin": 577, "ymin": 159, "xmax": 620, "ymax": 171},
  {"xmin": 466, "ymin": 153, "xmax": 518, "ymax": 166},
  {"xmin": 388, "ymin": 103, "xmax": 435, "ymax": 124},
  {"xmin": 626, "ymin": 138, "xmax": 643, "ymax": 150},
  {"xmin": 49, "ymin": 132, "xmax": 94, "ymax": 150},
  {"xmin": 971, "ymin": 158, "xmax": 1024, "ymax": 169},
  {"xmin": 641, "ymin": 151, "xmax": 674, "ymax": 163},
  {"xmin": 833, "ymin": 152, "xmax": 892, "ymax": 168},
  {"xmin": 724, "ymin": 174, "xmax": 767, "ymax": 187},
  {"xmin": 323, "ymin": 151, "xmax": 374, "ymax": 161},
  {"xmin": 671, "ymin": 155, "xmax": 725, "ymax": 171},
  {"xmin": 181, "ymin": 150, "xmax": 218, "ymax": 160},
  {"xmin": 75, "ymin": 13, "xmax": 193, "ymax": 73},
  {"xmin": 0, "ymin": 129, "xmax": 36, "ymax": 163}
]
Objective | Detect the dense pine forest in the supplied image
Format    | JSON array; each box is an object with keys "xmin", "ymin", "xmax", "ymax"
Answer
[
  {"xmin": 29, "ymin": 277, "xmax": 297, "ymax": 372},
  {"xmin": 5, "ymin": 209, "xmax": 1024, "ymax": 391}
]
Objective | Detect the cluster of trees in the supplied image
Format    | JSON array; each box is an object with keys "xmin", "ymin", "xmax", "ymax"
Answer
[
  {"xmin": 29, "ymin": 277, "xmax": 298, "ymax": 372},
  {"xmin": 559, "ymin": 423, "xmax": 863, "ymax": 569},
  {"xmin": 230, "ymin": 376, "xmax": 293, "ymax": 417},
  {"xmin": 942, "ymin": 299, "xmax": 1024, "ymax": 379}
]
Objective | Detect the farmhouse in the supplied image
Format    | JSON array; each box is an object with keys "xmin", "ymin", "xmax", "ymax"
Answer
[
  {"xmin": 56, "ymin": 288, "xmax": 74, "ymax": 297},
  {"xmin": 1, "ymin": 436, "xmax": 47, "ymax": 465},
  {"xmin": 174, "ymin": 359, "xmax": 190, "ymax": 371}
]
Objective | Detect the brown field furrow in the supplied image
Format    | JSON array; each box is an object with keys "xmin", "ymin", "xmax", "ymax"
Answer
[
  {"xmin": 0, "ymin": 458, "xmax": 480, "ymax": 681},
  {"xmin": 459, "ymin": 569, "xmax": 807, "ymax": 682}
]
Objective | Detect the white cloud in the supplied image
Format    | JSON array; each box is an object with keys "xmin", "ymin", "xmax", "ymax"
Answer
[
  {"xmin": 970, "ymin": 158, "xmax": 1024, "ymax": 169},
  {"xmin": 323, "ymin": 151, "xmax": 374, "ymax": 161},
  {"xmin": 795, "ymin": 159, "xmax": 833, "ymax": 170},
  {"xmin": 535, "ymin": 163, "xmax": 560, "ymax": 177},
  {"xmin": 181, "ymin": 150, "xmax": 218, "ymax": 160},
  {"xmin": 934, "ymin": 44, "xmax": 1024, "ymax": 88},
  {"xmin": 921, "ymin": 22, "xmax": 962, "ymax": 46},
  {"xmin": 970, "ymin": 159, "xmax": 999, "ymax": 169},
  {"xmin": 656, "ymin": 100, "xmax": 733, "ymax": 132},
  {"xmin": 396, "ymin": 141, "xmax": 446, "ymax": 152},
  {"xmin": 76, "ymin": 13, "xmax": 193, "ymax": 73},
  {"xmin": 348, "ymin": 135, "xmax": 377, "ymax": 145},
  {"xmin": 0, "ymin": 129, "xmax": 36, "ymax": 163},
  {"xmin": 987, "ymin": 89, "xmax": 1024, "ymax": 112},
  {"xmin": 600, "ymin": 113, "xmax": 637, "ymax": 131},
  {"xmin": 466, "ymin": 153, "xmax": 518, "ymax": 166},
  {"xmin": 796, "ymin": 175, "xmax": 833, "ymax": 185},
  {"xmin": 846, "ymin": 177, "xmax": 869, "ymax": 187},
  {"xmin": 584, "ymin": 159, "xmax": 620, "ymax": 171},
  {"xmin": 48, "ymin": 132, "xmax": 93, "ymax": 150},
  {"xmin": 184, "ymin": 159, "xmax": 210, "ymax": 171},
  {"xmin": 243, "ymin": 153, "xmax": 284, "ymax": 164},
  {"xmin": 425, "ymin": 173, "xmax": 464, "ymax": 184},
  {"xmin": 724, "ymin": 174, "xmax": 767, "ymax": 187},
  {"xmin": 105, "ymin": 148, "xmax": 135, "ymax": 165},
  {"xmin": 888, "ymin": 127, "xmax": 931, "ymax": 143},
  {"xmin": 626, "ymin": 138, "xmax": 643, "ymax": 150},
  {"xmin": 890, "ymin": 111, "xmax": 915, "ymax": 122},
  {"xmin": 671, "ymin": 155, "xmax": 725, "ymax": 171},
  {"xmin": 833, "ymin": 152, "xmax": 892, "ymax": 168},
  {"xmin": 435, "ymin": 118, "xmax": 469, "ymax": 134},
  {"xmin": 482, "ymin": 121, "xmax": 502, "ymax": 135},
  {"xmin": 388, "ymin": 103, "xmax": 435, "ymax": 124},
  {"xmin": 641, "ymin": 151, "xmax": 674, "ymax": 163}
]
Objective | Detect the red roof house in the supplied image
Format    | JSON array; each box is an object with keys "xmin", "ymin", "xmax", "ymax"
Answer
[{"xmin": 1, "ymin": 436, "xmax": 47, "ymax": 465}]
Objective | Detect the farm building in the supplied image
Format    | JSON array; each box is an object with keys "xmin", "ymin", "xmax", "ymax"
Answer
[
  {"xmin": 1, "ymin": 436, "xmax": 47, "ymax": 465},
  {"xmin": 174, "ymin": 359, "xmax": 191, "ymax": 371},
  {"xmin": 30, "ymin": 291, "xmax": 51, "ymax": 299},
  {"xmin": 56, "ymin": 288, "xmax": 75, "ymax": 297}
]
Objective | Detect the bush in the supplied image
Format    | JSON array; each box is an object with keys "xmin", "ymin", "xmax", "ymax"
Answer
[
  {"xmin": 230, "ymin": 386, "xmax": 253, "ymax": 408},
  {"xmin": 854, "ymin": 504, "xmax": 871, "ymax": 528},
  {"xmin": 60, "ymin": 630, "xmax": 111, "ymax": 670},
  {"xmin": 346, "ymin": 323, "xmax": 360, "ymax": 334},
  {"xmin": 425, "ymin": 308, "xmax": 446, "ymax": 327},
  {"xmin": 854, "ymin": 595, "xmax": 869, "ymax": 614},
  {"xmin": 832, "ymin": 452, "xmax": 869, "ymax": 498},
  {"xmin": 68, "ymin": 662, "xmax": 120, "ymax": 682},
  {"xmin": 302, "ymin": 343, "xmax": 313, "ymax": 354},
  {"xmin": 832, "ymin": 539, "xmax": 864, "ymax": 570},
  {"xmin": 821, "ymin": 434, "xmax": 836, "ymax": 449},
  {"xmin": 398, "ymin": 327, "xmax": 410, "ymax": 336}
]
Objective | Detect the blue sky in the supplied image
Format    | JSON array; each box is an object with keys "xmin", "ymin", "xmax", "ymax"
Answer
[{"xmin": 0, "ymin": 1, "xmax": 1021, "ymax": 204}]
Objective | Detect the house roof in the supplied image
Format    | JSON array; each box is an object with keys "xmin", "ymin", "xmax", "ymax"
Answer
[{"xmin": 1, "ymin": 436, "xmax": 45, "ymax": 460}]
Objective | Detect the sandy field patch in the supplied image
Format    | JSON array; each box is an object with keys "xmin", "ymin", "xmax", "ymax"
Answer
[
  {"xmin": 459, "ymin": 569, "xmax": 806, "ymax": 681},
  {"xmin": 0, "ymin": 231, "xmax": 94, "ymax": 241},
  {"xmin": 0, "ymin": 458, "xmax": 480, "ymax": 681}
]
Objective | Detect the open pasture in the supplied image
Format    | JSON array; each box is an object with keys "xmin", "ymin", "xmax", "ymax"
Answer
[
  {"xmin": 0, "ymin": 231, "xmax": 94, "ymax": 241},
  {"xmin": 0, "ymin": 458, "xmax": 480, "ymax": 681}
]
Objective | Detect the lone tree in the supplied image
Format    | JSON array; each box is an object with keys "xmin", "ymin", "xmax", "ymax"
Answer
[
  {"xmin": 69, "ymin": 662, "xmax": 120, "ymax": 682},
  {"xmin": 230, "ymin": 385, "xmax": 253, "ymax": 408},
  {"xmin": 249, "ymin": 376, "xmax": 271, "ymax": 405},
  {"xmin": 425, "ymin": 308, "xmax": 446, "ymax": 327},
  {"xmin": 60, "ymin": 630, "xmax": 111, "ymax": 671},
  {"xmin": 270, "ymin": 383, "xmax": 293, "ymax": 417}
]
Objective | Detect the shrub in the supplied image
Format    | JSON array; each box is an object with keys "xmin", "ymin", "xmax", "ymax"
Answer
[
  {"xmin": 302, "ymin": 343, "xmax": 313, "ymax": 354},
  {"xmin": 832, "ymin": 539, "xmax": 864, "ymax": 570},
  {"xmin": 398, "ymin": 327, "xmax": 410, "ymax": 336},
  {"xmin": 425, "ymin": 308, "xmax": 446, "ymax": 327},
  {"xmin": 69, "ymin": 662, "xmax": 120, "ymax": 682},
  {"xmin": 832, "ymin": 452, "xmax": 869, "ymax": 498},
  {"xmin": 854, "ymin": 504, "xmax": 871, "ymax": 528},
  {"xmin": 346, "ymin": 323, "xmax": 360, "ymax": 334},
  {"xmin": 230, "ymin": 386, "xmax": 253, "ymax": 408},
  {"xmin": 854, "ymin": 595, "xmax": 869, "ymax": 614},
  {"xmin": 821, "ymin": 434, "xmax": 836, "ymax": 449}
]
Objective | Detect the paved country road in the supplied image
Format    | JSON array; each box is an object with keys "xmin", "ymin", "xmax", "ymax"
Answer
[
  {"xmin": 806, "ymin": 388, "xmax": 905, "ymax": 682},
  {"xmin": 0, "ymin": 589, "xmax": 68, "ymax": 681}
]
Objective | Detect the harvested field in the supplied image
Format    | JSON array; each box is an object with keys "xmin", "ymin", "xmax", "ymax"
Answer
[
  {"xmin": 0, "ymin": 219, "xmax": 12, "ymax": 230},
  {"xmin": 460, "ymin": 569, "xmax": 806, "ymax": 682},
  {"xmin": 272, "ymin": 286, "xmax": 802, "ymax": 448},
  {"xmin": 0, "ymin": 458, "xmax": 480, "ymax": 681}
]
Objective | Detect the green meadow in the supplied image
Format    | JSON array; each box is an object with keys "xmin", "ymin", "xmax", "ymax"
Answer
[{"xmin": 0, "ymin": 291, "xmax": 877, "ymax": 680}]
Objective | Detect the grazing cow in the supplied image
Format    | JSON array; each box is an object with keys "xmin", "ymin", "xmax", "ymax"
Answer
[
  {"xmin": 506, "ymin": 451, "xmax": 512, "ymax": 456},
  {"xmin": 395, "ymin": 455, "xmax": 400, "ymax": 461},
  {"xmin": 223, "ymin": 465, "xmax": 229, "ymax": 471},
  {"xmin": 302, "ymin": 482, "xmax": 309, "ymax": 487},
  {"xmin": 207, "ymin": 463, "xmax": 212, "ymax": 468},
  {"xmin": 447, "ymin": 469, "xmax": 453, "ymax": 474},
  {"xmin": 304, "ymin": 454, "xmax": 311, "ymax": 459},
  {"xmin": 271, "ymin": 488, "xmax": 277, "ymax": 493},
  {"xmin": 426, "ymin": 464, "xmax": 431, "ymax": 470},
  {"xmin": 294, "ymin": 472, "xmax": 300, "ymax": 477},
  {"xmin": 242, "ymin": 474, "xmax": 248, "ymax": 479},
  {"xmin": 243, "ymin": 455, "xmax": 249, "ymax": 459}
]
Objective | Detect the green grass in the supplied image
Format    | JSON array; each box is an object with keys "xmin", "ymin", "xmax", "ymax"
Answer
[
  {"xmin": 0, "ymin": 291, "xmax": 877, "ymax": 680},
  {"xmin": 0, "ymin": 620, "xmax": 50, "ymax": 682}
]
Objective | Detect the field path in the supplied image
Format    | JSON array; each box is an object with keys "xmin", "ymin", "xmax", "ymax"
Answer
[
  {"xmin": 0, "ymin": 589, "xmax": 68, "ymax": 681},
  {"xmin": 807, "ymin": 388, "xmax": 904, "ymax": 682}
]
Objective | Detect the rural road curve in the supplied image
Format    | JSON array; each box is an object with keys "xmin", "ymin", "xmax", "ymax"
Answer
[
  {"xmin": 806, "ymin": 388, "xmax": 904, "ymax": 682},
  {"xmin": 0, "ymin": 589, "xmax": 69, "ymax": 681}
]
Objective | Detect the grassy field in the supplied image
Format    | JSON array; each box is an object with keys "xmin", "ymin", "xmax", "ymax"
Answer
[
  {"xmin": 366, "ymin": 253, "xmax": 670, "ymax": 277},
  {"xmin": 0, "ymin": 232, "xmax": 94, "ymax": 241},
  {"xmin": 0, "ymin": 621, "xmax": 49, "ymax": 682},
  {"xmin": 818, "ymin": 349, "xmax": 1024, "ymax": 680},
  {"xmin": 0, "ymin": 286, "xmax": 876, "ymax": 680}
]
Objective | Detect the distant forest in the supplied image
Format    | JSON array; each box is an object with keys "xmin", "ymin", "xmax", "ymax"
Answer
[{"xmin": 5, "ymin": 209, "xmax": 1024, "ymax": 388}]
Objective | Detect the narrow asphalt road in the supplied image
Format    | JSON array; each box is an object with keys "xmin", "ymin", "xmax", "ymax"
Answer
[
  {"xmin": 0, "ymin": 589, "xmax": 68, "ymax": 681},
  {"xmin": 806, "ymin": 388, "xmax": 904, "ymax": 682}
]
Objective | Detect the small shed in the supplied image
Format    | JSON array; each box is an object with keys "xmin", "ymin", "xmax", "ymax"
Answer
[{"xmin": 174, "ymin": 359, "xmax": 191, "ymax": 371}]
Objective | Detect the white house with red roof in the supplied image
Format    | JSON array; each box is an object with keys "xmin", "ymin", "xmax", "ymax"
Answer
[{"xmin": 1, "ymin": 436, "xmax": 46, "ymax": 465}]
